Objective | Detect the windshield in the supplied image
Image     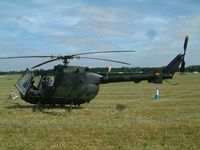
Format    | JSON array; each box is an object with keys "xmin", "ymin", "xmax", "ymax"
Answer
[{"xmin": 15, "ymin": 73, "xmax": 33, "ymax": 96}]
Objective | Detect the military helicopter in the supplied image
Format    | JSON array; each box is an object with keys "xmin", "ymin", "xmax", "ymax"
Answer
[{"xmin": 0, "ymin": 35, "xmax": 189, "ymax": 112}]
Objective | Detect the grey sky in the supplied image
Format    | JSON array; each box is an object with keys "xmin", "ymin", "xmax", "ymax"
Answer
[{"xmin": 0, "ymin": 0, "xmax": 199, "ymax": 71}]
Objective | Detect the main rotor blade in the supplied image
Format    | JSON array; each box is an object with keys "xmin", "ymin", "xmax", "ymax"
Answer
[
  {"xmin": 164, "ymin": 79, "xmax": 179, "ymax": 86},
  {"xmin": 31, "ymin": 58, "xmax": 60, "ymax": 69},
  {"xmin": 79, "ymin": 56, "xmax": 131, "ymax": 65},
  {"xmin": 0, "ymin": 56, "xmax": 55, "ymax": 59},
  {"xmin": 73, "ymin": 50, "xmax": 135, "ymax": 56},
  {"xmin": 0, "ymin": 51, "xmax": 135, "ymax": 60}
]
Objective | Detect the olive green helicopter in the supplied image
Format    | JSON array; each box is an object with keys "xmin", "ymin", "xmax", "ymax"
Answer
[{"xmin": 0, "ymin": 35, "xmax": 189, "ymax": 112}]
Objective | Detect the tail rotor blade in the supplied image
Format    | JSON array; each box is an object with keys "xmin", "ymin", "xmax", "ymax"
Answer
[
  {"xmin": 183, "ymin": 35, "xmax": 189, "ymax": 55},
  {"xmin": 180, "ymin": 59, "xmax": 185, "ymax": 73},
  {"xmin": 180, "ymin": 35, "xmax": 189, "ymax": 74}
]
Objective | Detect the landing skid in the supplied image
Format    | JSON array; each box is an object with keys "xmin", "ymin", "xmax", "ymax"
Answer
[
  {"xmin": 32, "ymin": 101, "xmax": 42, "ymax": 112},
  {"xmin": 32, "ymin": 102, "xmax": 81, "ymax": 113},
  {"xmin": 68, "ymin": 102, "xmax": 73, "ymax": 113}
]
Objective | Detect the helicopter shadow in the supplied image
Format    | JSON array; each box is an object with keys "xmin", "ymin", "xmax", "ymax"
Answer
[
  {"xmin": 5, "ymin": 103, "xmax": 84, "ymax": 116},
  {"xmin": 86, "ymin": 104, "xmax": 130, "ymax": 110},
  {"xmin": 5, "ymin": 102, "xmax": 132, "ymax": 115},
  {"xmin": 86, "ymin": 106, "xmax": 115, "ymax": 109},
  {"xmin": 37, "ymin": 105, "xmax": 85, "ymax": 116}
]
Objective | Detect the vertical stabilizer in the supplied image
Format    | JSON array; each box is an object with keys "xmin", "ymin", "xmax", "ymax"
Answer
[{"xmin": 163, "ymin": 35, "xmax": 189, "ymax": 75}]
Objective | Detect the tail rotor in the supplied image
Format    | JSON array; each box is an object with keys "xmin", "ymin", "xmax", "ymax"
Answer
[{"xmin": 180, "ymin": 35, "xmax": 189, "ymax": 74}]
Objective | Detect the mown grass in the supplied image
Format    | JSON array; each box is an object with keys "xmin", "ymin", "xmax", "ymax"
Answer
[{"xmin": 0, "ymin": 73, "xmax": 200, "ymax": 150}]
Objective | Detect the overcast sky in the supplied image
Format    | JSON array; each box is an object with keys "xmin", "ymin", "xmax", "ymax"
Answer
[{"xmin": 0, "ymin": 0, "xmax": 199, "ymax": 71}]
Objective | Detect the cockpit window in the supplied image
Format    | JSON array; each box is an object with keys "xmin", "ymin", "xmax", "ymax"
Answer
[{"xmin": 15, "ymin": 73, "xmax": 33, "ymax": 96}]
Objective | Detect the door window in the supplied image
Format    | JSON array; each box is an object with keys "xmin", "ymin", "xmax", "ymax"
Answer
[{"xmin": 15, "ymin": 73, "xmax": 33, "ymax": 96}]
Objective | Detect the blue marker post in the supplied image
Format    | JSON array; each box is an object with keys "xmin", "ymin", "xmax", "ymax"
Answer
[{"xmin": 154, "ymin": 86, "xmax": 160, "ymax": 100}]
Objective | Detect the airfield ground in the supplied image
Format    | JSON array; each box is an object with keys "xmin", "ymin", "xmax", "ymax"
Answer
[{"xmin": 0, "ymin": 73, "xmax": 200, "ymax": 149}]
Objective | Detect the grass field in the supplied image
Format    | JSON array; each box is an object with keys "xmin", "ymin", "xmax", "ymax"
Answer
[{"xmin": 0, "ymin": 73, "xmax": 200, "ymax": 150}]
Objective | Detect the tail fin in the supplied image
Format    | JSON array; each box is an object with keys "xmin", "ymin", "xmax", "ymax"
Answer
[
  {"xmin": 163, "ymin": 35, "xmax": 189, "ymax": 75},
  {"xmin": 162, "ymin": 54, "xmax": 183, "ymax": 75}
]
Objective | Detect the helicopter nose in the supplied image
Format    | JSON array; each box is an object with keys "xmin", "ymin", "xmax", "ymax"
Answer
[
  {"xmin": 85, "ymin": 84, "xmax": 99, "ymax": 102},
  {"xmin": 86, "ymin": 73, "xmax": 101, "ymax": 84}
]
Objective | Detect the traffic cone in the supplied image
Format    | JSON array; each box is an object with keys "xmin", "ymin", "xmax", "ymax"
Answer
[{"xmin": 154, "ymin": 87, "xmax": 160, "ymax": 100}]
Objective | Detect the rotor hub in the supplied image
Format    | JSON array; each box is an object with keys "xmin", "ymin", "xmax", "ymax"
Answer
[{"xmin": 63, "ymin": 58, "xmax": 70, "ymax": 66}]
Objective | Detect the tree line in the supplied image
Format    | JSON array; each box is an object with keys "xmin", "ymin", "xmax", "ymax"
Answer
[
  {"xmin": 0, "ymin": 65, "xmax": 199, "ymax": 75},
  {"xmin": 90, "ymin": 65, "xmax": 200, "ymax": 73}
]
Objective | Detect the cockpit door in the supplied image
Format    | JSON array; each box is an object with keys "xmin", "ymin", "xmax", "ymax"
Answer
[{"xmin": 15, "ymin": 73, "xmax": 33, "ymax": 96}]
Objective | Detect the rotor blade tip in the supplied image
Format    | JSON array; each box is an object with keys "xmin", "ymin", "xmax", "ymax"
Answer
[{"xmin": 185, "ymin": 35, "xmax": 189, "ymax": 38}]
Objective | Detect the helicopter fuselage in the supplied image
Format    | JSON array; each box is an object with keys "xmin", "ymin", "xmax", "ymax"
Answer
[
  {"xmin": 17, "ymin": 67, "xmax": 102, "ymax": 105},
  {"xmin": 16, "ymin": 50, "xmax": 183, "ymax": 106}
]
